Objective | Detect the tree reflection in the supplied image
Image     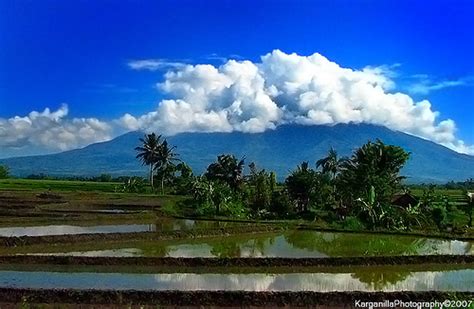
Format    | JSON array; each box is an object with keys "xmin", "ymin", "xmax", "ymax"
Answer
[
  {"xmin": 350, "ymin": 268, "xmax": 411, "ymax": 290},
  {"xmin": 284, "ymin": 230, "xmax": 427, "ymax": 256},
  {"xmin": 209, "ymin": 234, "xmax": 275, "ymax": 257}
]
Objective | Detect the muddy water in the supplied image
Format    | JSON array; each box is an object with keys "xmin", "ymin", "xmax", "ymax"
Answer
[
  {"xmin": 0, "ymin": 224, "xmax": 158, "ymax": 237},
  {"xmin": 0, "ymin": 219, "xmax": 260, "ymax": 237},
  {"xmin": 26, "ymin": 229, "xmax": 473, "ymax": 257},
  {"xmin": 0, "ymin": 268, "xmax": 472, "ymax": 292}
]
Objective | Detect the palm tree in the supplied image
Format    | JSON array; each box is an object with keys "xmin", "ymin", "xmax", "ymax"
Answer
[
  {"xmin": 316, "ymin": 147, "xmax": 346, "ymax": 179},
  {"xmin": 338, "ymin": 140, "xmax": 410, "ymax": 204},
  {"xmin": 155, "ymin": 139, "xmax": 180, "ymax": 195},
  {"xmin": 205, "ymin": 154, "xmax": 245, "ymax": 191},
  {"xmin": 135, "ymin": 133, "xmax": 162, "ymax": 189}
]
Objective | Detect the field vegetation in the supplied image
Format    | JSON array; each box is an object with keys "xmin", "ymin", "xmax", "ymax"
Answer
[
  {"xmin": 0, "ymin": 136, "xmax": 473, "ymax": 307},
  {"xmin": 1, "ymin": 134, "xmax": 473, "ymax": 237}
]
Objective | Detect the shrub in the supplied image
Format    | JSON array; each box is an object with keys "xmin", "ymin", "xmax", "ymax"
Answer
[
  {"xmin": 0, "ymin": 165, "xmax": 9, "ymax": 179},
  {"xmin": 343, "ymin": 216, "xmax": 365, "ymax": 230},
  {"xmin": 431, "ymin": 205, "xmax": 448, "ymax": 230},
  {"xmin": 270, "ymin": 191, "xmax": 294, "ymax": 218}
]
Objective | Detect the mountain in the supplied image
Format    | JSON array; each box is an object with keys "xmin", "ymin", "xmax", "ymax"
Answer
[{"xmin": 1, "ymin": 124, "xmax": 473, "ymax": 183}]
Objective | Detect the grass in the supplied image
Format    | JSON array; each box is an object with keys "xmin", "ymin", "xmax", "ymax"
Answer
[
  {"xmin": 0, "ymin": 178, "xmax": 120, "ymax": 192},
  {"xmin": 0, "ymin": 178, "xmax": 472, "ymax": 237},
  {"xmin": 0, "ymin": 178, "xmax": 190, "ymax": 227}
]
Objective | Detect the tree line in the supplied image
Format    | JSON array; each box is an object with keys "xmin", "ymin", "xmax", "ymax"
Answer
[{"xmin": 136, "ymin": 133, "xmax": 458, "ymax": 230}]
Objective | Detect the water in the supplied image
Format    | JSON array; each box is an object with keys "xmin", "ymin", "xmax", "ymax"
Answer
[
  {"xmin": 17, "ymin": 230, "xmax": 474, "ymax": 257},
  {"xmin": 0, "ymin": 268, "xmax": 471, "ymax": 292},
  {"xmin": 0, "ymin": 224, "xmax": 157, "ymax": 237},
  {"xmin": 0, "ymin": 219, "xmax": 256, "ymax": 237}
]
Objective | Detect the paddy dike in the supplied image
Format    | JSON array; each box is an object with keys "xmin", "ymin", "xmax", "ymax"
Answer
[
  {"xmin": 0, "ymin": 289, "xmax": 472, "ymax": 306},
  {"xmin": 0, "ymin": 224, "xmax": 282, "ymax": 247},
  {"xmin": 0, "ymin": 255, "xmax": 473, "ymax": 267}
]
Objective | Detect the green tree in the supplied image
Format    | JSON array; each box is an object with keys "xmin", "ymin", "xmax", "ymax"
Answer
[
  {"xmin": 338, "ymin": 140, "xmax": 410, "ymax": 205},
  {"xmin": 462, "ymin": 189, "xmax": 473, "ymax": 227},
  {"xmin": 154, "ymin": 139, "xmax": 180, "ymax": 195},
  {"xmin": 205, "ymin": 154, "xmax": 245, "ymax": 192},
  {"xmin": 191, "ymin": 177, "xmax": 237, "ymax": 216},
  {"xmin": 119, "ymin": 177, "xmax": 145, "ymax": 193},
  {"xmin": 0, "ymin": 165, "xmax": 9, "ymax": 179},
  {"xmin": 247, "ymin": 162, "xmax": 273, "ymax": 213},
  {"xmin": 285, "ymin": 162, "xmax": 318, "ymax": 212},
  {"xmin": 98, "ymin": 173, "xmax": 112, "ymax": 182},
  {"xmin": 172, "ymin": 162, "xmax": 194, "ymax": 194},
  {"xmin": 316, "ymin": 147, "xmax": 346, "ymax": 180},
  {"xmin": 135, "ymin": 133, "xmax": 162, "ymax": 189}
]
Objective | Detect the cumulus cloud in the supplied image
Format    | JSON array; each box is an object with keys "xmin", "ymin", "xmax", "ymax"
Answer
[
  {"xmin": 3, "ymin": 50, "xmax": 472, "ymax": 156},
  {"xmin": 121, "ymin": 50, "xmax": 473, "ymax": 155},
  {"xmin": 0, "ymin": 104, "xmax": 112, "ymax": 152}
]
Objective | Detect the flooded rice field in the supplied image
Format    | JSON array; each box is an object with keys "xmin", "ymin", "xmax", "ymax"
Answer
[
  {"xmin": 0, "ymin": 224, "xmax": 156, "ymax": 237},
  {"xmin": 0, "ymin": 267, "xmax": 471, "ymax": 292},
  {"xmin": 0, "ymin": 218, "xmax": 254, "ymax": 237},
  {"xmin": 8, "ymin": 229, "xmax": 473, "ymax": 257}
]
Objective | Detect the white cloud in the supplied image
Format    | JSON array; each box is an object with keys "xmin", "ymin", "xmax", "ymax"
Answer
[
  {"xmin": 0, "ymin": 104, "xmax": 112, "ymax": 152},
  {"xmin": 2, "ymin": 50, "xmax": 472, "ymax": 156},
  {"xmin": 122, "ymin": 50, "xmax": 473, "ymax": 155},
  {"xmin": 407, "ymin": 75, "xmax": 471, "ymax": 95},
  {"xmin": 127, "ymin": 59, "xmax": 186, "ymax": 71}
]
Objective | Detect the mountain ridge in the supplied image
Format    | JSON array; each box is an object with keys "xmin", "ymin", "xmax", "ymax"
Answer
[{"xmin": 1, "ymin": 124, "xmax": 473, "ymax": 183}]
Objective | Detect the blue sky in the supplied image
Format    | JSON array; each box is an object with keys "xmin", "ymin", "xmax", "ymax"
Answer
[{"xmin": 0, "ymin": 0, "xmax": 473, "ymax": 157}]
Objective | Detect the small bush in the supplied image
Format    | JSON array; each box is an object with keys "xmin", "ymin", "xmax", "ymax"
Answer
[
  {"xmin": 343, "ymin": 216, "xmax": 365, "ymax": 230},
  {"xmin": 0, "ymin": 165, "xmax": 9, "ymax": 179},
  {"xmin": 270, "ymin": 191, "xmax": 294, "ymax": 218},
  {"xmin": 431, "ymin": 205, "xmax": 448, "ymax": 230}
]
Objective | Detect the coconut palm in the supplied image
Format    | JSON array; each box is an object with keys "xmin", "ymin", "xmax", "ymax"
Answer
[
  {"xmin": 316, "ymin": 147, "xmax": 346, "ymax": 179},
  {"xmin": 135, "ymin": 133, "xmax": 162, "ymax": 189},
  {"xmin": 205, "ymin": 154, "xmax": 245, "ymax": 191},
  {"xmin": 154, "ymin": 139, "xmax": 180, "ymax": 195},
  {"xmin": 339, "ymin": 139, "xmax": 410, "ymax": 205}
]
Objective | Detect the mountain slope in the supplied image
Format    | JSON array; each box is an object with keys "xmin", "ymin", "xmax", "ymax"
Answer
[{"xmin": 1, "ymin": 124, "xmax": 473, "ymax": 183}]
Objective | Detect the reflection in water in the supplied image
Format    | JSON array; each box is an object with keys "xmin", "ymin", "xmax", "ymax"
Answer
[
  {"xmin": 0, "ymin": 224, "xmax": 156, "ymax": 237},
  {"xmin": 0, "ymin": 219, "xmax": 257, "ymax": 237},
  {"xmin": 0, "ymin": 269, "xmax": 472, "ymax": 292},
  {"xmin": 18, "ymin": 230, "xmax": 474, "ymax": 257}
]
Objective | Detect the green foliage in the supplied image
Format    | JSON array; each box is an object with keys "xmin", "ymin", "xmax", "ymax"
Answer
[
  {"xmin": 154, "ymin": 139, "xmax": 181, "ymax": 195},
  {"xmin": 285, "ymin": 162, "xmax": 318, "ymax": 212},
  {"xmin": 0, "ymin": 165, "xmax": 9, "ymax": 179},
  {"xmin": 135, "ymin": 137, "xmax": 470, "ymax": 232},
  {"xmin": 135, "ymin": 133, "xmax": 162, "ymax": 189},
  {"xmin": 343, "ymin": 216, "xmax": 365, "ymax": 230},
  {"xmin": 309, "ymin": 172, "xmax": 337, "ymax": 212},
  {"xmin": 117, "ymin": 177, "xmax": 146, "ymax": 193},
  {"xmin": 97, "ymin": 173, "xmax": 112, "ymax": 182},
  {"xmin": 0, "ymin": 178, "xmax": 119, "ymax": 192},
  {"xmin": 192, "ymin": 176, "xmax": 247, "ymax": 218},
  {"xmin": 172, "ymin": 162, "xmax": 194, "ymax": 195},
  {"xmin": 135, "ymin": 133, "xmax": 181, "ymax": 194},
  {"xmin": 269, "ymin": 190, "xmax": 294, "ymax": 217},
  {"xmin": 316, "ymin": 147, "xmax": 346, "ymax": 179},
  {"xmin": 400, "ymin": 203, "xmax": 427, "ymax": 230},
  {"xmin": 431, "ymin": 205, "xmax": 448, "ymax": 229},
  {"xmin": 246, "ymin": 163, "xmax": 274, "ymax": 212},
  {"xmin": 353, "ymin": 185, "xmax": 385, "ymax": 229},
  {"xmin": 205, "ymin": 154, "xmax": 245, "ymax": 192},
  {"xmin": 338, "ymin": 140, "xmax": 410, "ymax": 205}
]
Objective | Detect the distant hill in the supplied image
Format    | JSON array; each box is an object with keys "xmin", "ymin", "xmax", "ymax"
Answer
[{"xmin": 1, "ymin": 124, "xmax": 473, "ymax": 183}]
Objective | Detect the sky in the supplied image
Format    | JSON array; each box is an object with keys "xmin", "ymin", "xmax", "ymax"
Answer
[{"xmin": 0, "ymin": 0, "xmax": 473, "ymax": 158}]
